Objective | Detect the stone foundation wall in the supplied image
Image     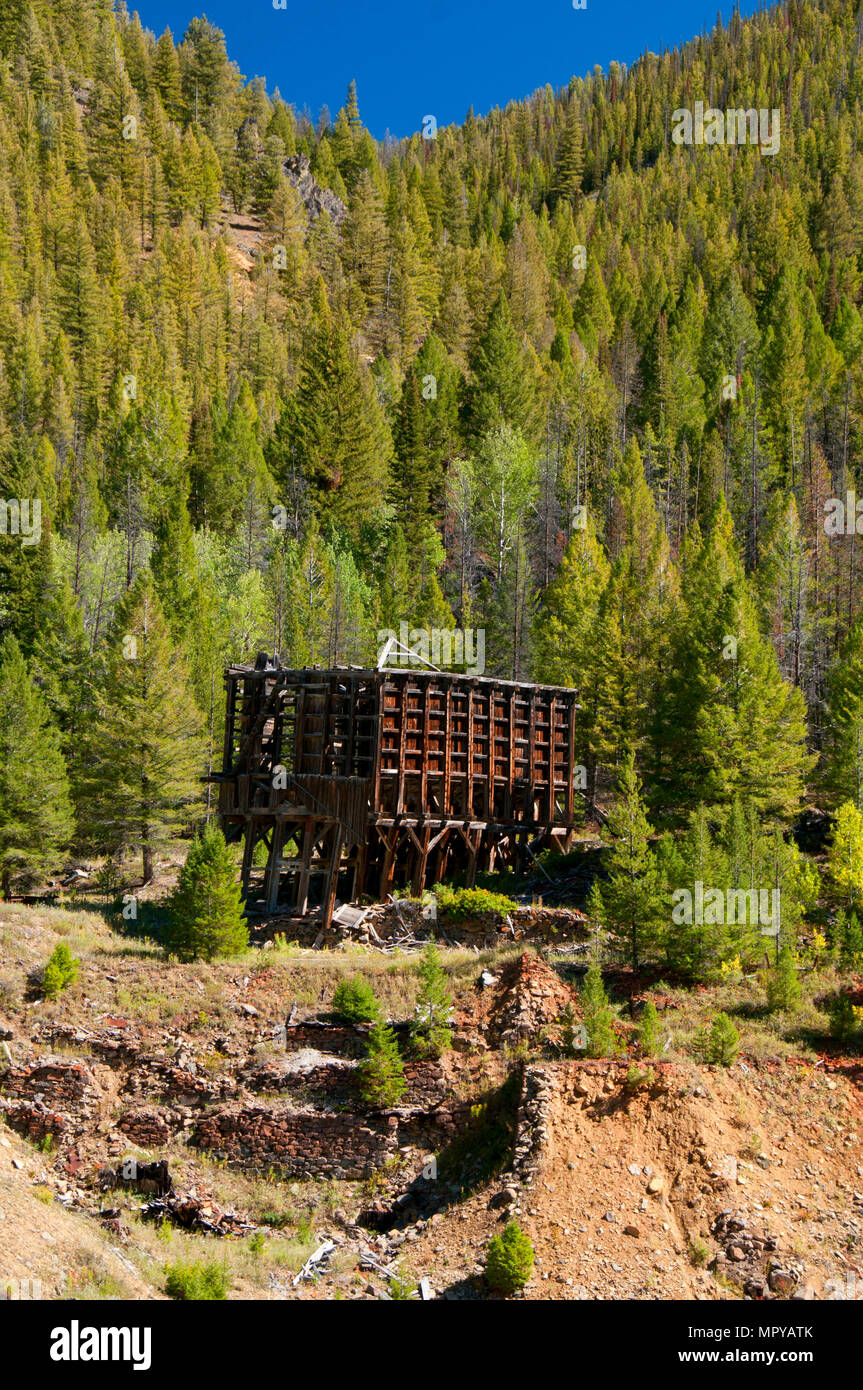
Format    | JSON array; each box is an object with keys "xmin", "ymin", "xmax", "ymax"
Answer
[{"xmin": 192, "ymin": 1099, "xmax": 472, "ymax": 1179}]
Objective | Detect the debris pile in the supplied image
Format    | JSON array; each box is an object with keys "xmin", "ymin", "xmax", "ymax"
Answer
[
  {"xmin": 483, "ymin": 952, "xmax": 576, "ymax": 1048},
  {"xmin": 708, "ymin": 1208, "xmax": 801, "ymax": 1299},
  {"xmin": 142, "ymin": 1188, "xmax": 258, "ymax": 1238}
]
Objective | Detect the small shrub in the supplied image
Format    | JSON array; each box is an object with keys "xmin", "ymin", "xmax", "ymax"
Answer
[
  {"xmin": 765, "ymin": 947, "xmax": 801, "ymax": 1014},
  {"xmin": 638, "ymin": 1000, "xmax": 661, "ymax": 1057},
  {"xmin": 829, "ymin": 992, "xmax": 857, "ymax": 1042},
  {"xmin": 388, "ymin": 1272, "xmax": 418, "ymax": 1300},
  {"xmin": 689, "ymin": 1237, "xmax": 710, "ymax": 1267},
  {"xmin": 332, "ymin": 974, "xmax": 380, "ymax": 1024},
  {"xmin": 164, "ymin": 1259, "xmax": 231, "ymax": 1300},
  {"xmin": 435, "ymin": 885, "xmax": 518, "ymax": 919},
  {"xmin": 259, "ymin": 1209, "xmax": 291, "ymax": 1229},
  {"xmin": 485, "ymin": 1222, "xmax": 534, "ymax": 1295},
  {"xmin": 624, "ymin": 1064, "xmax": 655, "ymax": 1093},
  {"xmin": 703, "ymin": 1012, "xmax": 739, "ymax": 1066},
  {"xmin": 42, "ymin": 942, "xmax": 79, "ymax": 1000}
]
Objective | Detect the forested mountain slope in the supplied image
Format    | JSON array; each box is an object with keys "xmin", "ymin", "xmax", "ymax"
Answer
[{"xmin": 1, "ymin": 0, "xmax": 863, "ymax": 875}]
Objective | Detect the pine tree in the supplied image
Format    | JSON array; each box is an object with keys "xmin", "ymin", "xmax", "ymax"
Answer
[
  {"xmin": 463, "ymin": 292, "xmax": 536, "ymax": 443},
  {"xmin": 580, "ymin": 959, "xmax": 616, "ymax": 1059},
  {"xmin": 765, "ymin": 945, "xmax": 801, "ymax": 1014},
  {"xmin": 76, "ymin": 572, "xmax": 204, "ymax": 882},
  {"xmin": 649, "ymin": 497, "xmax": 812, "ymax": 823},
  {"xmin": 0, "ymin": 635, "xmax": 74, "ymax": 899},
  {"xmin": 827, "ymin": 801, "xmax": 863, "ymax": 912},
  {"xmin": 600, "ymin": 754, "xmax": 665, "ymax": 970},
  {"xmin": 823, "ymin": 609, "xmax": 863, "ymax": 811},
  {"xmin": 165, "ymin": 824, "xmax": 248, "ymax": 961},
  {"xmin": 638, "ymin": 1000, "xmax": 661, "ymax": 1057},
  {"xmin": 289, "ymin": 279, "xmax": 392, "ymax": 535},
  {"xmin": 410, "ymin": 943, "xmax": 454, "ymax": 1058},
  {"xmin": 360, "ymin": 1020, "xmax": 407, "ymax": 1107},
  {"xmin": 551, "ymin": 99, "xmax": 583, "ymax": 207}
]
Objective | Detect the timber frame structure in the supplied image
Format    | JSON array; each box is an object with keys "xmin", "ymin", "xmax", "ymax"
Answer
[{"xmin": 211, "ymin": 658, "xmax": 581, "ymax": 926}]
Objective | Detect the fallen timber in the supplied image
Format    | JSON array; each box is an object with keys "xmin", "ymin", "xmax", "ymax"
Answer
[{"xmin": 210, "ymin": 657, "xmax": 582, "ymax": 929}]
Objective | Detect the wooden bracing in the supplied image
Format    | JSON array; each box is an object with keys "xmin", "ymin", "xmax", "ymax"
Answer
[{"xmin": 210, "ymin": 660, "xmax": 580, "ymax": 927}]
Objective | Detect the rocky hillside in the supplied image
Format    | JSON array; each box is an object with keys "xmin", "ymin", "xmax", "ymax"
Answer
[{"xmin": 1, "ymin": 903, "xmax": 861, "ymax": 1301}]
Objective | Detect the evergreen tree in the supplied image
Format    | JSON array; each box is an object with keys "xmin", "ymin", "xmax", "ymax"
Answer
[
  {"xmin": 599, "ymin": 754, "xmax": 665, "ymax": 970},
  {"xmin": 360, "ymin": 1020, "xmax": 407, "ymax": 1107},
  {"xmin": 823, "ymin": 609, "xmax": 863, "ymax": 810},
  {"xmin": 76, "ymin": 572, "xmax": 204, "ymax": 881},
  {"xmin": 827, "ymin": 801, "xmax": 863, "ymax": 913},
  {"xmin": 765, "ymin": 945, "xmax": 801, "ymax": 1014},
  {"xmin": 638, "ymin": 1000, "xmax": 661, "ymax": 1057},
  {"xmin": 580, "ymin": 959, "xmax": 616, "ymax": 1058},
  {"xmin": 288, "ymin": 279, "xmax": 392, "ymax": 535},
  {"xmin": 463, "ymin": 292, "xmax": 536, "ymax": 443},
  {"xmin": 410, "ymin": 943, "xmax": 454, "ymax": 1058},
  {"xmin": 165, "ymin": 823, "xmax": 248, "ymax": 962},
  {"xmin": 0, "ymin": 635, "xmax": 74, "ymax": 898},
  {"xmin": 551, "ymin": 99, "xmax": 583, "ymax": 207},
  {"xmin": 649, "ymin": 498, "xmax": 812, "ymax": 823}
]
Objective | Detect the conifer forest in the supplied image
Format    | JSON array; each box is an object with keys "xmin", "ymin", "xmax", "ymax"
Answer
[{"xmin": 2, "ymin": 0, "xmax": 863, "ymax": 1322}]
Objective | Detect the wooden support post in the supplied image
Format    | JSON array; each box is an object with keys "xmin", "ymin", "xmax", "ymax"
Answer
[
  {"xmin": 466, "ymin": 828, "xmax": 480, "ymax": 888},
  {"xmin": 380, "ymin": 826, "xmax": 399, "ymax": 897},
  {"xmin": 295, "ymin": 817, "xmax": 315, "ymax": 915},
  {"xmin": 263, "ymin": 819, "xmax": 286, "ymax": 911},
  {"xmin": 352, "ymin": 841, "xmax": 367, "ymax": 900},
  {"xmin": 240, "ymin": 821, "xmax": 258, "ymax": 895},
  {"xmin": 321, "ymin": 824, "xmax": 344, "ymax": 930},
  {"xmin": 433, "ymin": 827, "xmax": 451, "ymax": 883},
  {"xmin": 411, "ymin": 825, "xmax": 431, "ymax": 897}
]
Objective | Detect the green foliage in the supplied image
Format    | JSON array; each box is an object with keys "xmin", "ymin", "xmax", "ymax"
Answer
[
  {"xmin": 74, "ymin": 574, "xmax": 204, "ymax": 881},
  {"xmin": 165, "ymin": 824, "xmax": 248, "ymax": 962},
  {"xmin": 624, "ymin": 1064, "xmax": 655, "ymax": 1092},
  {"xmin": 42, "ymin": 942, "xmax": 80, "ymax": 1000},
  {"xmin": 409, "ymin": 943, "xmax": 454, "ymax": 1057},
  {"xmin": 638, "ymin": 1000, "xmax": 661, "ymax": 1057},
  {"xmin": 765, "ymin": 946, "xmax": 801, "ymax": 1014},
  {"xmin": 580, "ymin": 960, "xmax": 617, "ymax": 1059},
  {"xmin": 702, "ymin": 1012, "xmax": 740, "ymax": 1066},
  {"xmin": 435, "ymin": 885, "xmax": 518, "ymax": 919},
  {"xmin": 828, "ymin": 992, "xmax": 857, "ymax": 1043},
  {"xmin": 164, "ymin": 1259, "xmax": 231, "ymax": 1300},
  {"xmin": 359, "ymin": 1020, "xmax": 407, "ymax": 1108},
  {"xmin": 827, "ymin": 803, "xmax": 863, "ymax": 911},
  {"xmin": 599, "ymin": 754, "xmax": 665, "ymax": 969},
  {"xmin": 387, "ymin": 1273, "xmax": 418, "ymax": 1300},
  {"xmin": 484, "ymin": 1222, "xmax": 534, "ymax": 1295},
  {"xmin": 0, "ymin": 636, "xmax": 74, "ymax": 899},
  {"xmin": 834, "ymin": 909, "xmax": 863, "ymax": 972},
  {"xmin": 1, "ymin": 0, "xmax": 860, "ymax": 903},
  {"xmin": 331, "ymin": 974, "xmax": 380, "ymax": 1024}
]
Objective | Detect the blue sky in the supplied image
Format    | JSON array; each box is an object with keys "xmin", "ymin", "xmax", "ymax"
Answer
[{"xmin": 136, "ymin": 0, "xmax": 767, "ymax": 139}]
